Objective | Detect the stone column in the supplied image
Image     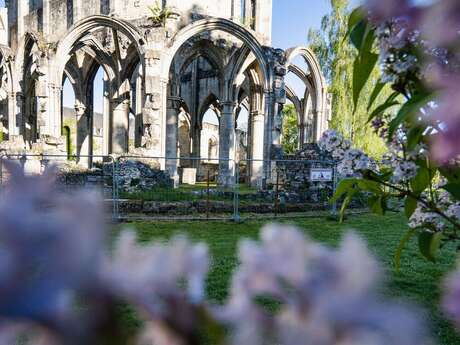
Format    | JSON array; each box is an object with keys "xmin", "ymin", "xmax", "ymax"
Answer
[
  {"xmin": 250, "ymin": 110, "xmax": 265, "ymax": 188},
  {"xmin": 166, "ymin": 96, "xmax": 181, "ymax": 187},
  {"xmin": 8, "ymin": 92, "xmax": 20, "ymax": 137},
  {"xmin": 299, "ymin": 123, "xmax": 305, "ymax": 148},
  {"xmin": 134, "ymin": 74, "xmax": 143, "ymax": 148},
  {"xmin": 48, "ymin": 84, "xmax": 62, "ymax": 138},
  {"xmin": 313, "ymin": 110, "xmax": 321, "ymax": 143},
  {"xmin": 75, "ymin": 103, "xmax": 90, "ymax": 167},
  {"xmin": 111, "ymin": 98, "xmax": 130, "ymax": 154},
  {"xmin": 103, "ymin": 79, "xmax": 111, "ymax": 155},
  {"xmin": 218, "ymin": 101, "xmax": 236, "ymax": 188},
  {"xmin": 272, "ymin": 103, "xmax": 283, "ymax": 147},
  {"xmin": 17, "ymin": 0, "xmax": 27, "ymax": 39}
]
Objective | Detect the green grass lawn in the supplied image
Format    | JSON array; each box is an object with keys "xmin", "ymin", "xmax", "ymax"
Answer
[{"xmin": 116, "ymin": 213, "xmax": 460, "ymax": 344}]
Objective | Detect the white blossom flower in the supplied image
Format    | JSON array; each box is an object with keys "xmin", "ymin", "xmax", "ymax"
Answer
[
  {"xmin": 223, "ymin": 225, "xmax": 430, "ymax": 345},
  {"xmin": 319, "ymin": 131, "xmax": 378, "ymax": 178},
  {"xmin": 391, "ymin": 161, "xmax": 419, "ymax": 183},
  {"xmin": 409, "ymin": 205, "xmax": 445, "ymax": 231}
]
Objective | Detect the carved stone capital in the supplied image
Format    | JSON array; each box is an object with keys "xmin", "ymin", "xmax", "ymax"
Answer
[
  {"xmin": 74, "ymin": 103, "xmax": 87, "ymax": 117},
  {"xmin": 167, "ymin": 96, "xmax": 182, "ymax": 110}
]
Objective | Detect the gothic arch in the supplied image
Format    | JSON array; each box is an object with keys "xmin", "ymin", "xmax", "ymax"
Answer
[
  {"xmin": 13, "ymin": 32, "xmax": 40, "ymax": 92},
  {"xmin": 52, "ymin": 15, "xmax": 145, "ymax": 85},
  {"xmin": 163, "ymin": 18, "xmax": 269, "ymax": 93},
  {"xmin": 285, "ymin": 46, "xmax": 325, "ymax": 109},
  {"xmin": 0, "ymin": 45, "xmax": 14, "ymax": 95},
  {"xmin": 198, "ymin": 93, "xmax": 220, "ymax": 125},
  {"xmin": 285, "ymin": 84, "xmax": 302, "ymax": 124},
  {"xmin": 285, "ymin": 46, "xmax": 327, "ymax": 142},
  {"xmin": 0, "ymin": 45, "xmax": 13, "ymax": 140}
]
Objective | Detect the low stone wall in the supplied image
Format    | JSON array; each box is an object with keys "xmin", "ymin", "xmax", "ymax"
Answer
[{"xmin": 116, "ymin": 199, "xmax": 330, "ymax": 215}]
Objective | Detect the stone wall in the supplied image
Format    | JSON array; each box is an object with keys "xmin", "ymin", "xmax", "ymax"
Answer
[{"xmin": 269, "ymin": 144, "xmax": 335, "ymax": 203}]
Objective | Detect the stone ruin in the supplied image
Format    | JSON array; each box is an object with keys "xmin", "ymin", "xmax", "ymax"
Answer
[{"xmin": 263, "ymin": 144, "xmax": 335, "ymax": 205}]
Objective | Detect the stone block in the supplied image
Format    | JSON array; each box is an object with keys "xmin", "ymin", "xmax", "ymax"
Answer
[
  {"xmin": 182, "ymin": 168, "xmax": 196, "ymax": 185},
  {"xmin": 23, "ymin": 159, "xmax": 42, "ymax": 175}
]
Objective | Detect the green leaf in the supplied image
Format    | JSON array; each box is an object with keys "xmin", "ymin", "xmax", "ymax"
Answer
[
  {"xmin": 407, "ymin": 126, "xmax": 425, "ymax": 151},
  {"xmin": 410, "ymin": 166, "xmax": 432, "ymax": 194},
  {"xmin": 404, "ymin": 197, "xmax": 418, "ymax": 218},
  {"xmin": 331, "ymin": 178, "xmax": 358, "ymax": 203},
  {"xmin": 368, "ymin": 195, "xmax": 387, "ymax": 215},
  {"xmin": 388, "ymin": 92, "xmax": 433, "ymax": 138},
  {"xmin": 357, "ymin": 179, "xmax": 383, "ymax": 194},
  {"xmin": 353, "ymin": 51, "xmax": 378, "ymax": 113},
  {"xmin": 367, "ymin": 100, "xmax": 400, "ymax": 123},
  {"xmin": 340, "ymin": 193, "xmax": 355, "ymax": 223},
  {"xmin": 418, "ymin": 231, "xmax": 443, "ymax": 262},
  {"xmin": 351, "ymin": 19, "xmax": 378, "ymax": 113},
  {"xmin": 394, "ymin": 229, "xmax": 417, "ymax": 271},
  {"xmin": 440, "ymin": 166, "xmax": 460, "ymax": 184},
  {"xmin": 443, "ymin": 183, "xmax": 460, "ymax": 200},
  {"xmin": 347, "ymin": 6, "xmax": 366, "ymax": 38},
  {"xmin": 350, "ymin": 20, "xmax": 367, "ymax": 50},
  {"xmin": 367, "ymin": 80, "xmax": 386, "ymax": 111}
]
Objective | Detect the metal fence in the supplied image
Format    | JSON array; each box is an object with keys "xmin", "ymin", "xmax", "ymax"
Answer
[{"xmin": 0, "ymin": 153, "xmax": 338, "ymax": 221}]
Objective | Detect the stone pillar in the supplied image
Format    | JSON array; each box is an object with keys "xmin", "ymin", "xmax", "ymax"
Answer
[
  {"xmin": 312, "ymin": 110, "xmax": 321, "ymax": 143},
  {"xmin": 166, "ymin": 96, "xmax": 181, "ymax": 187},
  {"xmin": 272, "ymin": 103, "xmax": 283, "ymax": 147},
  {"xmin": 48, "ymin": 84, "xmax": 62, "ymax": 138},
  {"xmin": 75, "ymin": 103, "xmax": 90, "ymax": 167},
  {"xmin": 17, "ymin": 0, "xmax": 27, "ymax": 39},
  {"xmin": 112, "ymin": 98, "xmax": 130, "ymax": 154},
  {"xmin": 299, "ymin": 123, "xmax": 305, "ymax": 148},
  {"xmin": 250, "ymin": 111, "xmax": 265, "ymax": 188},
  {"xmin": 8, "ymin": 92, "xmax": 20, "ymax": 136},
  {"xmin": 191, "ymin": 122, "xmax": 202, "ymax": 164},
  {"xmin": 103, "ymin": 79, "xmax": 111, "ymax": 155},
  {"xmin": 218, "ymin": 101, "xmax": 236, "ymax": 187},
  {"xmin": 134, "ymin": 73, "xmax": 143, "ymax": 148}
]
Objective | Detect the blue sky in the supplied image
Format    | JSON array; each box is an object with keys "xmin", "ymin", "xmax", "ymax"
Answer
[
  {"xmin": 272, "ymin": 0, "xmax": 362, "ymax": 49},
  {"xmin": 273, "ymin": 0, "xmax": 332, "ymax": 49}
]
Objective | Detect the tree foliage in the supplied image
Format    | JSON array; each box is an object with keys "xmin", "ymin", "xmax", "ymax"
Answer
[
  {"xmin": 281, "ymin": 104, "xmax": 299, "ymax": 154},
  {"xmin": 307, "ymin": 0, "xmax": 389, "ymax": 158}
]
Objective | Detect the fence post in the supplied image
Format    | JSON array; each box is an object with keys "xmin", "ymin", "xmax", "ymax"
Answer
[
  {"xmin": 206, "ymin": 169, "xmax": 210, "ymax": 220},
  {"xmin": 233, "ymin": 159, "xmax": 240, "ymax": 222},
  {"xmin": 331, "ymin": 162, "xmax": 338, "ymax": 216},
  {"xmin": 0, "ymin": 155, "xmax": 3, "ymax": 186},
  {"xmin": 275, "ymin": 166, "xmax": 279, "ymax": 218},
  {"xmin": 112, "ymin": 157, "xmax": 119, "ymax": 221}
]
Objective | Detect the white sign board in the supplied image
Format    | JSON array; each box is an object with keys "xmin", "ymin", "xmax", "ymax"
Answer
[
  {"xmin": 182, "ymin": 168, "xmax": 197, "ymax": 185},
  {"xmin": 310, "ymin": 168, "xmax": 333, "ymax": 182}
]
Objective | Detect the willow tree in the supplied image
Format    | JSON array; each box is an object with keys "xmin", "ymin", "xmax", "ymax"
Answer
[
  {"xmin": 281, "ymin": 104, "xmax": 299, "ymax": 154},
  {"xmin": 308, "ymin": 0, "xmax": 388, "ymax": 158}
]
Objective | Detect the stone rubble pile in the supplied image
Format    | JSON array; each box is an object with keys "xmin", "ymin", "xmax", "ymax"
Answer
[{"xmin": 108, "ymin": 160, "xmax": 174, "ymax": 193}]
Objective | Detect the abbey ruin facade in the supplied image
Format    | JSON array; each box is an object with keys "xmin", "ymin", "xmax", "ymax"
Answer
[{"xmin": 0, "ymin": 0, "xmax": 330, "ymax": 186}]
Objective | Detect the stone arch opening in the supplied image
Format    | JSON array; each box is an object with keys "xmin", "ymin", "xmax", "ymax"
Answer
[
  {"xmin": 164, "ymin": 19, "xmax": 270, "ymax": 186},
  {"xmin": 53, "ymin": 16, "xmax": 145, "ymax": 85},
  {"xmin": 285, "ymin": 46, "xmax": 328, "ymax": 143},
  {"xmin": 91, "ymin": 66, "xmax": 104, "ymax": 159},
  {"xmin": 281, "ymin": 100, "xmax": 300, "ymax": 155},
  {"xmin": 50, "ymin": 16, "xmax": 145, "ymax": 159},
  {"xmin": 61, "ymin": 75, "xmax": 76, "ymax": 157},
  {"xmin": 0, "ymin": 47, "xmax": 13, "ymax": 141},
  {"xmin": 20, "ymin": 33, "xmax": 41, "ymax": 145},
  {"xmin": 201, "ymin": 106, "xmax": 220, "ymax": 161}
]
